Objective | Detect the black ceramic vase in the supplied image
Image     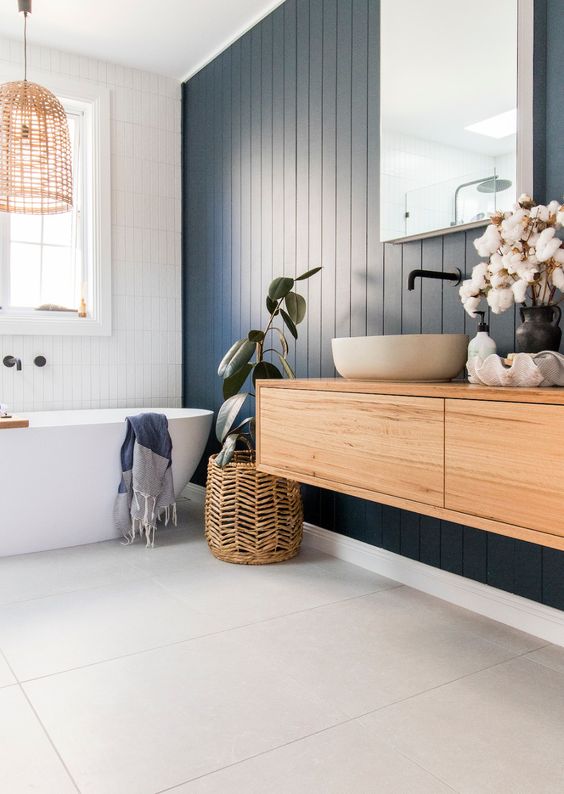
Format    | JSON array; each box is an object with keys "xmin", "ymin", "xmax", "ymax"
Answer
[{"xmin": 515, "ymin": 305, "xmax": 562, "ymax": 353}]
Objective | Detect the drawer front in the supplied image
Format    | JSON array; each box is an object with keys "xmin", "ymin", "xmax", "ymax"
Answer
[
  {"xmin": 445, "ymin": 398, "xmax": 564, "ymax": 536},
  {"xmin": 257, "ymin": 388, "xmax": 444, "ymax": 507}
]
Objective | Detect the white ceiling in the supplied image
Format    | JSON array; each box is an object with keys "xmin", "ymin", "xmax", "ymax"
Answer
[
  {"xmin": 381, "ymin": 0, "xmax": 517, "ymax": 156},
  {"xmin": 0, "ymin": 0, "xmax": 284, "ymax": 81}
]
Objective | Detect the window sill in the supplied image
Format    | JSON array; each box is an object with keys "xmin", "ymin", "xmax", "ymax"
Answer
[{"xmin": 0, "ymin": 312, "xmax": 111, "ymax": 336}]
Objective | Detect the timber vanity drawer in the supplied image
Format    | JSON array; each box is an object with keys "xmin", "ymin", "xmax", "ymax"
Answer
[
  {"xmin": 257, "ymin": 387, "xmax": 444, "ymax": 507},
  {"xmin": 256, "ymin": 379, "xmax": 564, "ymax": 551},
  {"xmin": 445, "ymin": 399, "xmax": 564, "ymax": 537}
]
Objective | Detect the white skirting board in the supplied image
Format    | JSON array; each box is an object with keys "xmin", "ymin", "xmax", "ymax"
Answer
[{"xmin": 182, "ymin": 483, "xmax": 564, "ymax": 647}]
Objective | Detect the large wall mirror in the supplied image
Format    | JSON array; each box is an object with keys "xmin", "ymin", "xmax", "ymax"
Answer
[{"xmin": 380, "ymin": 0, "xmax": 533, "ymax": 243}]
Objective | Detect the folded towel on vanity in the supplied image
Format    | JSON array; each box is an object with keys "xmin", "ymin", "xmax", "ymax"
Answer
[{"xmin": 114, "ymin": 412, "xmax": 176, "ymax": 547}]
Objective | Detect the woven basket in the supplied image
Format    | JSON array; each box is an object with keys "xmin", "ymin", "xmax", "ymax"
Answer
[{"xmin": 204, "ymin": 451, "xmax": 303, "ymax": 564}]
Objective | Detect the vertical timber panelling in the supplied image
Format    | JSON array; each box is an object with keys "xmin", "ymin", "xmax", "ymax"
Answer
[{"xmin": 183, "ymin": 0, "xmax": 564, "ymax": 609}]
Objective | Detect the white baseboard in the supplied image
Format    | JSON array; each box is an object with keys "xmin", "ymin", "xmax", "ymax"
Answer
[
  {"xmin": 182, "ymin": 483, "xmax": 564, "ymax": 647},
  {"xmin": 303, "ymin": 523, "xmax": 564, "ymax": 647}
]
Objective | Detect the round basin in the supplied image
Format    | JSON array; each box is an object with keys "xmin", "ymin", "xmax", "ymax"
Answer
[{"xmin": 331, "ymin": 334, "xmax": 469, "ymax": 382}]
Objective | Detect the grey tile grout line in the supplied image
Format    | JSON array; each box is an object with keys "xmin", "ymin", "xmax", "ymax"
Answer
[
  {"xmin": 353, "ymin": 645, "xmax": 547, "ymax": 724},
  {"xmin": 12, "ymin": 583, "xmax": 403, "ymax": 686},
  {"xmin": 155, "ymin": 646, "xmax": 547, "ymax": 794},
  {"xmin": 3, "ymin": 573, "xmax": 549, "ymax": 688},
  {"xmin": 152, "ymin": 710, "xmax": 458, "ymax": 794},
  {"xmin": 0, "ymin": 529, "xmax": 209, "ymax": 609},
  {"xmin": 0, "ymin": 648, "xmax": 81, "ymax": 794},
  {"xmin": 2, "ymin": 539, "xmax": 552, "ymax": 794}
]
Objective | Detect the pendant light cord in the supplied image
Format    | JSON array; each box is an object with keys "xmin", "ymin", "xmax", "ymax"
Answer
[{"xmin": 23, "ymin": 11, "xmax": 27, "ymax": 81}]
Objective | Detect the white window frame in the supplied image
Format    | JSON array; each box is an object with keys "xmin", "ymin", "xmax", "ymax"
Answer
[{"xmin": 0, "ymin": 67, "xmax": 111, "ymax": 335}]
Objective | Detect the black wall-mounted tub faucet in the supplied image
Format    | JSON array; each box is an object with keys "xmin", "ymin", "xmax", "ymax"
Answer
[
  {"xmin": 407, "ymin": 268, "xmax": 462, "ymax": 291},
  {"xmin": 3, "ymin": 355, "xmax": 22, "ymax": 371}
]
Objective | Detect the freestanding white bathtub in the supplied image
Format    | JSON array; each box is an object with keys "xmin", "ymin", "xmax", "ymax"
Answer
[{"xmin": 0, "ymin": 407, "xmax": 213, "ymax": 556}]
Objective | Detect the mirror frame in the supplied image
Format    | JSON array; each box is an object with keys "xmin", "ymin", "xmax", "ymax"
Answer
[{"xmin": 384, "ymin": 0, "xmax": 534, "ymax": 245}]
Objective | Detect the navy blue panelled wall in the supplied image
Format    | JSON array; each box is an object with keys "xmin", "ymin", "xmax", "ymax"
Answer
[{"xmin": 182, "ymin": 0, "xmax": 564, "ymax": 609}]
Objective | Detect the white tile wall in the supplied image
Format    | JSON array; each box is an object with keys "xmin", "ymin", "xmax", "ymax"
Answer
[
  {"xmin": 381, "ymin": 130, "xmax": 515, "ymax": 241},
  {"xmin": 0, "ymin": 37, "xmax": 182, "ymax": 412}
]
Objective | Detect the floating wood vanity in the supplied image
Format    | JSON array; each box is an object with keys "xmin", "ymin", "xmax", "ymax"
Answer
[{"xmin": 256, "ymin": 380, "xmax": 564, "ymax": 552}]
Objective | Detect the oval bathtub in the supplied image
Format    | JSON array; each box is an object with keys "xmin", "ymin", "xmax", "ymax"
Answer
[{"xmin": 0, "ymin": 407, "xmax": 213, "ymax": 556}]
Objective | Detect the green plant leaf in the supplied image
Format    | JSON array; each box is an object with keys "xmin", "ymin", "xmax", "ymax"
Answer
[
  {"xmin": 218, "ymin": 338, "xmax": 246, "ymax": 377},
  {"xmin": 248, "ymin": 330, "xmax": 265, "ymax": 343},
  {"xmin": 215, "ymin": 392, "xmax": 250, "ymax": 442},
  {"xmin": 268, "ymin": 276, "xmax": 294, "ymax": 301},
  {"xmin": 229, "ymin": 417, "xmax": 255, "ymax": 435},
  {"xmin": 222, "ymin": 363, "xmax": 253, "ymax": 399},
  {"xmin": 295, "ymin": 266, "xmax": 322, "ymax": 281},
  {"xmin": 284, "ymin": 291, "xmax": 306, "ymax": 324},
  {"xmin": 268, "ymin": 326, "xmax": 288, "ymax": 357},
  {"xmin": 252, "ymin": 361, "xmax": 283, "ymax": 385},
  {"xmin": 276, "ymin": 353, "xmax": 295, "ymax": 379},
  {"xmin": 223, "ymin": 339, "xmax": 255, "ymax": 379},
  {"xmin": 266, "ymin": 296, "xmax": 278, "ymax": 314},
  {"xmin": 280, "ymin": 309, "xmax": 298, "ymax": 339},
  {"xmin": 215, "ymin": 433, "xmax": 238, "ymax": 467}
]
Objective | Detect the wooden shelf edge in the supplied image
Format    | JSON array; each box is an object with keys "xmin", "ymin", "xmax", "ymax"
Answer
[
  {"xmin": 256, "ymin": 379, "xmax": 564, "ymax": 405},
  {"xmin": 256, "ymin": 461, "xmax": 564, "ymax": 553}
]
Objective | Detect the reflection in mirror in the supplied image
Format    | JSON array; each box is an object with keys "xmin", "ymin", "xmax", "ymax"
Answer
[{"xmin": 380, "ymin": 0, "xmax": 517, "ymax": 242}]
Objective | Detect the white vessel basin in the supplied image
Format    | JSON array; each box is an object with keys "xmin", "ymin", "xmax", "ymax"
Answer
[{"xmin": 332, "ymin": 334, "xmax": 469, "ymax": 382}]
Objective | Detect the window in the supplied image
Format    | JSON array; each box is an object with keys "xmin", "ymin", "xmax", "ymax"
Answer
[{"xmin": 0, "ymin": 72, "xmax": 111, "ymax": 335}]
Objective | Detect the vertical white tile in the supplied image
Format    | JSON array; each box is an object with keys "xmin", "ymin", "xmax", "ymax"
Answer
[{"xmin": 0, "ymin": 35, "xmax": 182, "ymax": 413}]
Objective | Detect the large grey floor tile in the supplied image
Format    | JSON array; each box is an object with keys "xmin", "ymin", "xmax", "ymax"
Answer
[
  {"xmin": 363, "ymin": 656, "xmax": 564, "ymax": 794},
  {"xmin": 0, "ymin": 685, "xmax": 76, "ymax": 793},
  {"xmin": 24, "ymin": 631, "xmax": 346, "ymax": 794},
  {"xmin": 230, "ymin": 586, "xmax": 521, "ymax": 718},
  {"xmin": 154, "ymin": 548, "xmax": 397, "ymax": 628},
  {"xmin": 525, "ymin": 642, "xmax": 564, "ymax": 673},
  {"xmin": 430, "ymin": 599, "xmax": 545, "ymax": 655},
  {"xmin": 0, "ymin": 539, "xmax": 145, "ymax": 605},
  {"xmin": 0, "ymin": 578, "xmax": 233, "ymax": 680},
  {"xmin": 170, "ymin": 718, "xmax": 454, "ymax": 794},
  {"xmin": 0, "ymin": 651, "xmax": 16, "ymax": 688},
  {"xmin": 122, "ymin": 502, "xmax": 217, "ymax": 575}
]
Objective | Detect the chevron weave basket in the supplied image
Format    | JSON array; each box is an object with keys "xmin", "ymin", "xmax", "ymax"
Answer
[{"xmin": 204, "ymin": 451, "xmax": 303, "ymax": 564}]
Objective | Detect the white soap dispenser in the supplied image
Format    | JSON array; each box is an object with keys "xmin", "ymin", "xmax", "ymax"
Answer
[{"xmin": 467, "ymin": 311, "xmax": 496, "ymax": 380}]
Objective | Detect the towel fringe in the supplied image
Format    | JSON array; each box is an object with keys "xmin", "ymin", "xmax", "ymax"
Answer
[{"xmin": 121, "ymin": 489, "xmax": 176, "ymax": 548}]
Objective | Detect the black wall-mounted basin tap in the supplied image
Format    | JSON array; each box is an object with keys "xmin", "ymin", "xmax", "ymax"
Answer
[
  {"xmin": 3, "ymin": 355, "xmax": 22, "ymax": 371},
  {"xmin": 407, "ymin": 268, "xmax": 462, "ymax": 291}
]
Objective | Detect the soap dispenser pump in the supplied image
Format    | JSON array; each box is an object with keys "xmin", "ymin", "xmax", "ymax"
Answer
[{"xmin": 467, "ymin": 310, "xmax": 496, "ymax": 377}]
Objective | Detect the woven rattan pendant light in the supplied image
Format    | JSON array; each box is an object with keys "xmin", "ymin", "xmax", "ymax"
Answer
[{"xmin": 0, "ymin": 0, "xmax": 73, "ymax": 214}]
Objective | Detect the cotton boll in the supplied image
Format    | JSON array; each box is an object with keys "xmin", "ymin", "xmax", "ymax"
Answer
[
  {"xmin": 551, "ymin": 266, "xmax": 564, "ymax": 291},
  {"xmin": 531, "ymin": 204, "xmax": 550, "ymax": 222},
  {"xmin": 502, "ymin": 251, "xmax": 524, "ymax": 274},
  {"xmin": 557, "ymin": 206, "xmax": 564, "ymax": 226},
  {"xmin": 518, "ymin": 266, "xmax": 539, "ymax": 282},
  {"xmin": 459, "ymin": 279, "xmax": 479, "ymax": 300},
  {"xmin": 511, "ymin": 279, "xmax": 528, "ymax": 303},
  {"xmin": 470, "ymin": 262, "xmax": 488, "ymax": 290},
  {"xmin": 536, "ymin": 227, "xmax": 561, "ymax": 261},
  {"xmin": 474, "ymin": 224, "xmax": 501, "ymax": 257},
  {"xmin": 543, "ymin": 239, "xmax": 563, "ymax": 261},
  {"xmin": 489, "ymin": 253, "xmax": 504, "ymax": 273},
  {"xmin": 490, "ymin": 272, "xmax": 510, "ymax": 289},
  {"xmin": 537, "ymin": 227, "xmax": 556, "ymax": 244},
  {"xmin": 463, "ymin": 295, "xmax": 481, "ymax": 317},
  {"xmin": 548, "ymin": 200, "xmax": 560, "ymax": 216},
  {"xmin": 487, "ymin": 287, "xmax": 514, "ymax": 314},
  {"xmin": 554, "ymin": 248, "xmax": 564, "ymax": 265}
]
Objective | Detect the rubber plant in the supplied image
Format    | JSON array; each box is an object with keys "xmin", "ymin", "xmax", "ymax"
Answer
[{"xmin": 215, "ymin": 267, "xmax": 321, "ymax": 466}]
